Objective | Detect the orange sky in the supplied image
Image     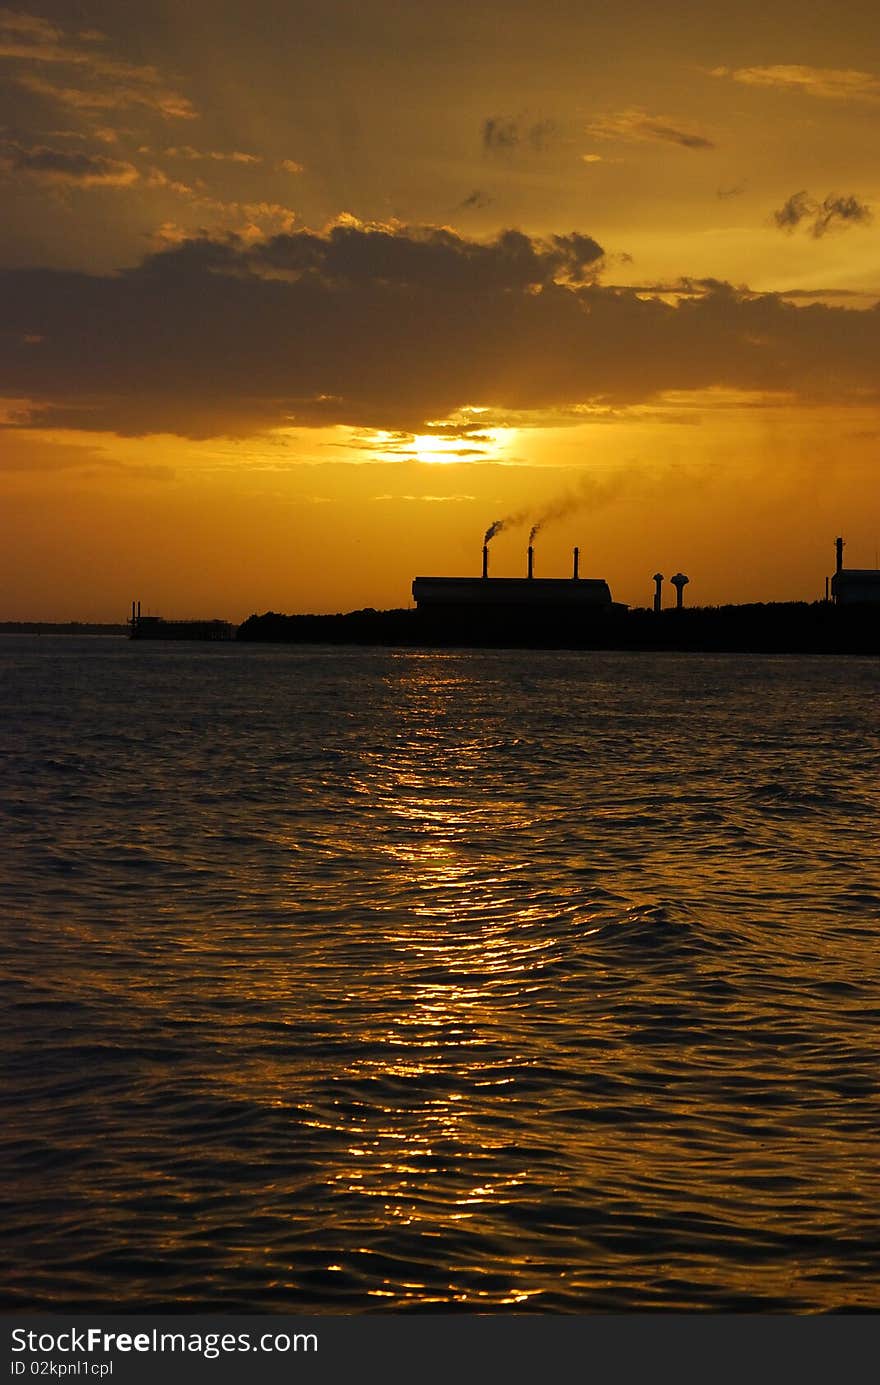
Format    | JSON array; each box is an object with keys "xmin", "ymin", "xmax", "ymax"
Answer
[{"xmin": 1, "ymin": 1, "xmax": 879, "ymax": 619}]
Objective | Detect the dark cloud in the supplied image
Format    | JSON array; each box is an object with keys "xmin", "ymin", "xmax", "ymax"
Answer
[
  {"xmin": 527, "ymin": 118, "xmax": 557, "ymax": 152},
  {"xmin": 0, "ymin": 139, "xmax": 138, "ymax": 186},
  {"xmin": 458, "ymin": 189, "xmax": 492, "ymax": 210},
  {"xmin": 643, "ymin": 121, "xmax": 713, "ymax": 150},
  {"xmin": 774, "ymin": 190, "xmax": 814, "ymax": 231},
  {"xmin": 237, "ymin": 221, "xmax": 604, "ymax": 290},
  {"xmin": 1, "ymin": 221, "xmax": 878, "ymax": 440},
  {"xmin": 774, "ymin": 190, "xmax": 872, "ymax": 237},
  {"xmin": 482, "ymin": 115, "xmax": 557, "ymax": 153},
  {"xmin": 483, "ymin": 116, "xmax": 520, "ymax": 151},
  {"xmin": 812, "ymin": 194, "xmax": 872, "ymax": 236}
]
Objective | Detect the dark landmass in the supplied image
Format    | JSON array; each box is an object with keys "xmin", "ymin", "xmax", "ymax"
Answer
[
  {"xmin": 237, "ymin": 602, "xmax": 879, "ymax": 655},
  {"xmin": 0, "ymin": 622, "xmax": 128, "ymax": 636}
]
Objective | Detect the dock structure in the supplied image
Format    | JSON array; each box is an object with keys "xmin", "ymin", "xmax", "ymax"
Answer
[{"xmin": 129, "ymin": 603, "xmax": 233, "ymax": 640}]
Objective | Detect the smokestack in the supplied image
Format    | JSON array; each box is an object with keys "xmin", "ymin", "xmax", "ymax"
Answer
[
  {"xmin": 572, "ymin": 546, "xmax": 579, "ymax": 580},
  {"xmin": 527, "ymin": 545, "xmax": 534, "ymax": 579},
  {"xmin": 652, "ymin": 573, "xmax": 664, "ymax": 614},
  {"xmin": 137, "ymin": 600, "xmax": 141, "ymax": 618},
  {"xmin": 835, "ymin": 536, "xmax": 844, "ymax": 574},
  {"xmin": 482, "ymin": 544, "xmax": 489, "ymax": 579},
  {"xmin": 131, "ymin": 600, "xmax": 136, "ymax": 622}
]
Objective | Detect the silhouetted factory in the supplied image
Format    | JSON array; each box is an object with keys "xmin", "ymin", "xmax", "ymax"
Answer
[
  {"xmin": 412, "ymin": 543, "xmax": 625, "ymax": 627},
  {"xmin": 831, "ymin": 536, "xmax": 880, "ymax": 605}
]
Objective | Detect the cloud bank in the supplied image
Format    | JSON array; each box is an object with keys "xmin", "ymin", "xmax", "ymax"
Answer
[{"xmin": 1, "ymin": 221, "xmax": 879, "ymax": 439}]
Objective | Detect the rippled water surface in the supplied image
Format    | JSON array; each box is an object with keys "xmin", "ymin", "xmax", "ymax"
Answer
[{"xmin": 2, "ymin": 636, "xmax": 879, "ymax": 1311}]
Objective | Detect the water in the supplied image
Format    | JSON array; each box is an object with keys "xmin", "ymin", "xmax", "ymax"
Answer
[{"xmin": 2, "ymin": 636, "xmax": 879, "ymax": 1312}]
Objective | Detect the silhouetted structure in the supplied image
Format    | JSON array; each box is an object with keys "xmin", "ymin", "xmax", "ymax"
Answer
[
  {"xmin": 831, "ymin": 535, "xmax": 880, "ymax": 605},
  {"xmin": 412, "ymin": 575, "xmax": 614, "ymax": 613},
  {"xmin": 652, "ymin": 573, "xmax": 664, "ymax": 614},
  {"xmin": 670, "ymin": 573, "xmax": 689, "ymax": 609},
  {"xmin": 237, "ymin": 602, "xmax": 879, "ymax": 655},
  {"xmin": 413, "ymin": 544, "xmax": 620, "ymax": 640},
  {"xmin": 129, "ymin": 601, "xmax": 233, "ymax": 641}
]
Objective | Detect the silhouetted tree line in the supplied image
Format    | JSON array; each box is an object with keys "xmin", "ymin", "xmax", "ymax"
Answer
[{"xmin": 237, "ymin": 602, "xmax": 879, "ymax": 655}]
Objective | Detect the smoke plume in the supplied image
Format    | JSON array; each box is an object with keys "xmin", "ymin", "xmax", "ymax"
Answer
[{"xmin": 484, "ymin": 471, "xmax": 639, "ymax": 553}]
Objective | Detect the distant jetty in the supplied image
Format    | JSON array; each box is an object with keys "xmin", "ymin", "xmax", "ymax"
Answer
[
  {"xmin": 130, "ymin": 616, "xmax": 234, "ymax": 641},
  {"xmin": 237, "ymin": 602, "xmax": 879, "ymax": 656},
  {"xmin": 128, "ymin": 601, "xmax": 233, "ymax": 641}
]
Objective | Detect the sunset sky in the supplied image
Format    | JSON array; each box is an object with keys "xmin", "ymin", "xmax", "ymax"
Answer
[{"xmin": 2, "ymin": 0, "xmax": 879, "ymax": 619}]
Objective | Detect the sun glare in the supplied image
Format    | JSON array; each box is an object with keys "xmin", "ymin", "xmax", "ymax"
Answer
[{"xmin": 413, "ymin": 428, "xmax": 517, "ymax": 465}]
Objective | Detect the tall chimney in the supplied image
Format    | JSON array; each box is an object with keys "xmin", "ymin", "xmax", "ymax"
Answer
[
  {"xmin": 652, "ymin": 573, "xmax": 664, "ymax": 614},
  {"xmin": 572, "ymin": 546, "xmax": 579, "ymax": 580},
  {"xmin": 137, "ymin": 600, "xmax": 141, "ymax": 618},
  {"xmin": 482, "ymin": 544, "xmax": 489, "ymax": 579},
  {"xmin": 131, "ymin": 600, "xmax": 136, "ymax": 622},
  {"xmin": 835, "ymin": 536, "xmax": 844, "ymax": 574},
  {"xmin": 527, "ymin": 545, "xmax": 534, "ymax": 579}
]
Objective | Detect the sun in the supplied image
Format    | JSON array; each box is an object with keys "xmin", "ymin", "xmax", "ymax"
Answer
[
  {"xmin": 411, "ymin": 435, "xmax": 469, "ymax": 464},
  {"xmin": 412, "ymin": 428, "xmax": 518, "ymax": 465}
]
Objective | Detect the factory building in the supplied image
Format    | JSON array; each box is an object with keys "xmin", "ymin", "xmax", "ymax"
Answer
[
  {"xmin": 830, "ymin": 538, "xmax": 880, "ymax": 606},
  {"xmin": 412, "ymin": 545, "xmax": 622, "ymax": 621}
]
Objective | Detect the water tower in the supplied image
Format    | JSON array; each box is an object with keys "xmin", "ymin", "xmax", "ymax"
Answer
[
  {"xmin": 652, "ymin": 573, "xmax": 664, "ymax": 614},
  {"xmin": 670, "ymin": 573, "xmax": 689, "ymax": 609}
]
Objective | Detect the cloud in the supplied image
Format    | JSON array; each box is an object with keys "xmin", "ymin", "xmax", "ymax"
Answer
[
  {"xmin": 587, "ymin": 108, "xmax": 715, "ymax": 149},
  {"xmin": 1, "ymin": 221, "xmax": 879, "ymax": 441},
  {"xmin": 0, "ymin": 139, "xmax": 138, "ymax": 186},
  {"xmin": 278, "ymin": 158, "xmax": 304, "ymax": 174},
  {"xmin": 712, "ymin": 64, "xmax": 880, "ymax": 103},
  {"xmin": 483, "ymin": 116, "xmax": 519, "ymax": 151},
  {"xmin": 372, "ymin": 494, "xmax": 476, "ymax": 502},
  {"xmin": 527, "ymin": 118, "xmax": 556, "ymax": 152},
  {"xmin": 0, "ymin": 7, "xmax": 196, "ymax": 120},
  {"xmin": 458, "ymin": 189, "xmax": 492, "ymax": 210},
  {"xmin": 482, "ymin": 115, "xmax": 557, "ymax": 153},
  {"xmin": 773, "ymin": 190, "xmax": 813, "ymax": 231},
  {"xmin": 164, "ymin": 146, "xmax": 262, "ymax": 164},
  {"xmin": 144, "ymin": 167, "xmax": 198, "ymax": 197},
  {"xmin": 16, "ymin": 72, "xmax": 195, "ymax": 119},
  {"xmin": 0, "ymin": 431, "xmax": 170, "ymax": 477},
  {"xmin": 773, "ymin": 190, "xmax": 872, "ymax": 237},
  {"xmin": 159, "ymin": 198, "xmax": 298, "ymax": 240},
  {"xmin": 0, "ymin": 9, "xmax": 61, "ymax": 42},
  {"xmin": 242, "ymin": 220, "xmax": 604, "ymax": 289}
]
